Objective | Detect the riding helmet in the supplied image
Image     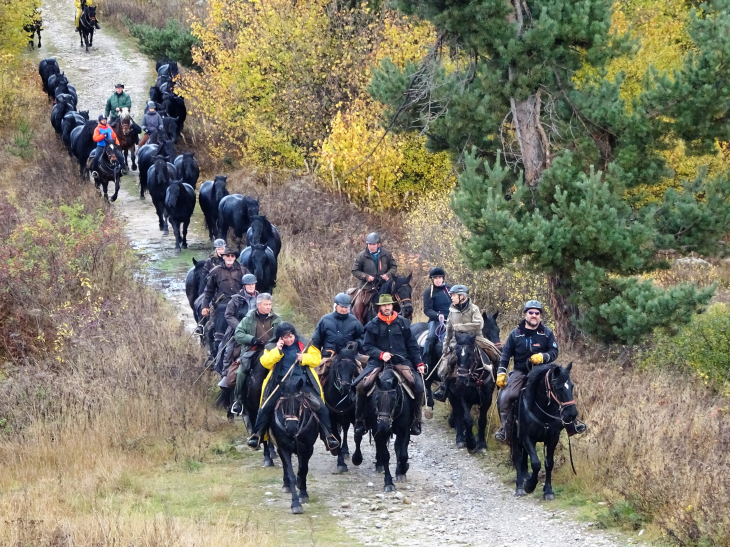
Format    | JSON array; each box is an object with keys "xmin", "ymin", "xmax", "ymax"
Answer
[
  {"xmin": 276, "ymin": 322, "xmax": 297, "ymax": 339},
  {"xmin": 448, "ymin": 285, "xmax": 469, "ymax": 296},
  {"xmin": 334, "ymin": 293, "xmax": 351, "ymax": 307},
  {"xmin": 523, "ymin": 300, "xmax": 544, "ymax": 313},
  {"xmin": 147, "ymin": 101, "xmax": 156, "ymax": 109},
  {"xmin": 98, "ymin": 114, "xmax": 106, "ymax": 122},
  {"xmin": 213, "ymin": 238, "xmax": 226, "ymax": 249},
  {"xmin": 242, "ymin": 273, "xmax": 257, "ymax": 284},
  {"xmin": 365, "ymin": 232, "xmax": 381, "ymax": 245},
  {"xmin": 429, "ymin": 267, "xmax": 446, "ymax": 278}
]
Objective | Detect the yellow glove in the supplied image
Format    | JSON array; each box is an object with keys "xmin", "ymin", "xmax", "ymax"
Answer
[
  {"xmin": 496, "ymin": 373, "xmax": 507, "ymax": 389},
  {"xmin": 529, "ymin": 353, "xmax": 544, "ymax": 365}
]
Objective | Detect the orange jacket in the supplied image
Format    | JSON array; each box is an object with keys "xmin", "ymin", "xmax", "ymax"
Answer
[{"xmin": 93, "ymin": 125, "xmax": 119, "ymax": 145}]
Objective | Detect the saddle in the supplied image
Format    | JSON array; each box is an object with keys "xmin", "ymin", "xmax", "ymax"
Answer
[
  {"xmin": 347, "ymin": 287, "xmax": 377, "ymax": 323},
  {"xmin": 360, "ymin": 363, "xmax": 416, "ymax": 399}
]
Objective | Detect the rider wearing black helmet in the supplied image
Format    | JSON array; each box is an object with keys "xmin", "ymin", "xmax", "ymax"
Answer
[
  {"xmin": 433, "ymin": 284, "xmax": 501, "ymax": 402},
  {"xmin": 351, "ymin": 232, "xmax": 398, "ymax": 288},
  {"xmin": 422, "ymin": 267, "xmax": 451, "ymax": 370},
  {"xmin": 493, "ymin": 300, "xmax": 559, "ymax": 444}
]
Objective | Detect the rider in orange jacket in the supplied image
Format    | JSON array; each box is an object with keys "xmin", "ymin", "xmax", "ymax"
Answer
[{"xmin": 91, "ymin": 114, "xmax": 119, "ymax": 179}]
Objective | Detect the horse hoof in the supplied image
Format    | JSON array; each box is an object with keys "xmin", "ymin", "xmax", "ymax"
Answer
[
  {"xmin": 524, "ymin": 480, "xmax": 537, "ymax": 494},
  {"xmin": 376, "ymin": 465, "xmax": 384, "ymax": 474},
  {"xmin": 476, "ymin": 447, "xmax": 487, "ymax": 455},
  {"xmin": 140, "ymin": 195, "xmax": 145, "ymax": 200},
  {"xmin": 336, "ymin": 465, "xmax": 349, "ymax": 474},
  {"xmin": 174, "ymin": 247, "xmax": 181, "ymax": 254},
  {"xmin": 543, "ymin": 493, "xmax": 555, "ymax": 501},
  {"xmin": 291, "ymin": 505, "xmax": 303, "ymax": 515},
  {"xmin": 282, "ymin": 486, "xmax": 291, "ymax": 494},
  {"xmin": 110, "ymin": 196, "xmax": 117, "ymax": 202},
  {"xmin": 514, "ymin": 488, "xmax": 526, "ymax": 497},
  {"xmin": 395, "ymin": 474, "xmax": 406, "ymax": 482},
  {"xmin": 298, "ymin": 493, "xmax": 309, "ymax": 504},
  {"xmin": 351, "ymin": 452, "xmax": 363, "ymax": 467},
  {"xmin": 456, "ymin": 441, "xmax": 466, "ymax": 449},
  {"xmin": 384, "ymin": 484, "xmax": 396, "ymax": 493},
  {"xmin": 182, "ymin": 243, "xmax": 188, "ymax": 249},
  {"xmin": 264, "ymin": 459, "xmax": 274, "ymax": 468}
]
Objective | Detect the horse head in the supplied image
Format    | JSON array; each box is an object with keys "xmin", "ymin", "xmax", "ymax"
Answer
[
  {"xmin": 167, "ymin": 178, "xmax": 183, "ymax": 206},
  {"xmin": 213, "ymin": 175, "xmax": 228, "ymax": 202},
  {"xmin": 331, "ymin": 341, "xmax": 359, "ymax": 399},
  {"xmin": 181, "ymin": 152, "xmax": 198, "ymax": 181},
  {"xmin": 454, "ymin": 332, "xmax": 477, "ymax": 388},
  {"xmin": 391, "ymin": 273, "xmax": 413, "ymax": 319},
  {"xmin": 79, "ymin": 110, "xmax": 89, "ymax": 120},
  {"xmin": 149, "ymin": 86, "xmax": 163, "ymax": 104},
  {"xmin": 482, "ymin": 310, "xmax": 500, "ymax": 346},
  {"xmin": 86, "ymin": 5, "xmax": 96, "ymax": 19},
  {"xmin": 162, "ymin": 115, "xmax": 179, "ymax": 143},
  {"xmin": 249, "ymin": 215, "xmax": 265, "ymax": 245},
  {"xmin": 249, "ymin": 243, "xmax": 271, "ymax": 285},
  {"xmin": 545, "ymin": 362, "xmax": 578, "ymax": 425},
  {"xmin": 152, "ymin": 154, "xmax": 171, "ymax": 184},
  {"xmin": 373, "ymin": 366, "xmax": 399, "ymax": 436},
  {"xmin": 246, "ymin": 198, "xmax": 260, "ymax": 219},
  {"xmin": 280, "ymin": 376, "xmax": 306, "ymax": 437}
]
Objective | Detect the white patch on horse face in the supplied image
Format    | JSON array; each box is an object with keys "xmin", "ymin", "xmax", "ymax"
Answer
[
  {"xmin": 564, "ymin": 382, "xmax": 569, "ymax": 391},
  {"xmin": 461, "ymin": 347, "xmax": 465, "ymax": 357}
]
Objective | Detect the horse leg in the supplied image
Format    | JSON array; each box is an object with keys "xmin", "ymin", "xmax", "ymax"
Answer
[
  {"xmin": 341, "ymin": 421, "xmax": 351, "ymax": 459},
  {"xmin": 89, "ymin": 28, "xmax": 94, "ymax": 47},
  {"xmin": 425, "ymin": 374, "xmax": 435, "ymax": 409},
  {"xmin": 513, "ymin": 440, "xmax": 527, "ymax": 497},
  {"xmin": 155, "ymin": 201, "xmax": 165, "ymax": 231},
  {"xmin": 462, "ymin": 397, "xmax": 477, "ymax": 452},
  {"xmin": 451, "ymin": 395, "xmax": 466, "ymax": 448},
  {"xmin": 331, "ymin": 416, "xmax": 348, "ymax": 473},
  {"xmin": 181, "ymin": 219, "xmax": 189, "ymax": 249},
  {"xmin": 394, "ymin": 431, "xmax": 410, "ymax": 483},
  {"xmin": 101, "ymin": 179, "xmax": 109, "ymax": 201},
  {"xmin": 523, "ymin": 437, "xmax": 541, "ymax": 495},
  {"xmin": 171, "ymin": 219, "xmax": 182, "ymax": 251},
  {"xmin": 351, "ymin": 428, "xmax": 363, "ymax": 467},
  {"xmin": 37, "ymin": 29, "xmax": 41, "ymax": 48},
  {"xmin": 79, "ymin": 29, "xmax": 83, "ymax": 47},
  {"xmin": 218, "ymin": 218, "xmax": 229, "ymax": 242},
  {"xmin": 476, "ymin": 393, "xmax": 489, "ymax": 453},
  {"xmin": 260, "ymin": 439, "xmax": 273, "ymax": 467},
  {"xmin": 296, "ymin": 442, "xmax": 313, "ymax": 504},
  {"xmin": 280, "ymin": 449, "xmax": 302, "ymax": 514},
  {"xmin": 162, "ymin": 208, "xmax": 169, "ymax": 235},
  {"xmin": 131, "ymin": 147, "xmax": 137, "ymax": 171},
  {"xmin": 543, "ymin": 434, "xmax": 559, "ymax": 500},
  {"xmin": 111, "ymin": 173, "xmax": 120, "ymax": 202},
  {"xmin": 377, "ymin": 434, "xmax": 395, "ymax": 492}
]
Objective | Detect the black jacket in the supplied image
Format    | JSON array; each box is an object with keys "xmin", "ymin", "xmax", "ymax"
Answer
[
  {"xmin": 363, "ymin": 313, "xmax": 422, "ymax": 366},
  {"xmin": 423, "ymin": 284, "xmax": 451, "ymax": 322},
  {"xmin": 224, "ymin": 290, "xmax": 258, "ymax": 330},
  {"xmin": 352, "ymin": 247, "xmax": 397, "ymax": 286},
  {"xmin": 202, "ymin": 262, "xmax": 248, "ymax": 309},
  {"xmin": 202, "ymin": 253, "xmax": 224, "ymax": 281},
  {"xmin": 498, "ymin": 320, "xmax": 559, "ymax": 375},
  {"xmin": 311, "ymin": 311, "xmax": 365, "ymax": 355}
]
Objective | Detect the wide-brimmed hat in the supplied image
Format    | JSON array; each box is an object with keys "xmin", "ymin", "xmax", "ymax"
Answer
[
  {"xmin": 375, "ymin": 294, "xmax": 395, "ymax": 306},
  {"xmin": 222, "ymin": 246, "xmax": 239, "ymax": 257}
]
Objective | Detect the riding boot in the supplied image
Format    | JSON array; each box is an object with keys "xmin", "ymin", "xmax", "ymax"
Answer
[
  {"xmin": 410, "ymin": 391, "xmax": 424, "ymax": 436},
  {"xmin": 432, "ymin": 378, "xmax": 450, "ymax": 403},
  {"xmin": 494, "ymin": 403, "xmax": 512, "ymax": 444},
  {"xmin": 91, "ymin": 150, "xmax": 101, "ymax": 179},
  {"xmin": 313, "ymin": 403, "xmax": 340, "ymax": 451},
  {"xmin": 354, "ymin": 390, "xmax": 367, "ymax": 436}
]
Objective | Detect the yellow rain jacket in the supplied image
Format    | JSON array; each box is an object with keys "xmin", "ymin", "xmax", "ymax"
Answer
[
  {"xmin": 259, "ymin": 342, "xmax": 324, "ymax": 406},
  {"xmin": 75, "ymin": 0, "xmax": 95, "ymax": 27}
]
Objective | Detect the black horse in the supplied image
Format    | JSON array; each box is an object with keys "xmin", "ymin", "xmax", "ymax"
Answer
[
  {"xmin": 137, "ymin": 139, "xmax": 175, "ymax": 199},
  {"xmin": 199, "ymin": 175, "xmax": 229, "ymax": 241},
  {"xmin": 239, "ymin": 351, "xmax": 278, "ymax": 468},
  {"xmin": 54, "ymin": 82, "xmax": 78, "ymax": 107},
  {"xmin": 352, "ymin": 364, "xmax": 413, "ymax": 492},
  {"xmin": 174, "ymin": 152, "xmax": 199, "ymax": 188},
  {"xmin": 354, "ymin": 273, "xmax": 413, "ymax": 325},
  {"xmin": 78, "ymin": 5, "xmax": 97, "ymax": 52},
  {"xmin": 246, "ymin": 215, "xmax": 281, "ymax": 258},
  {"xmin": 149, "ymin": 86, "xmax": 164, "ymax": 107},
  {"xmin": 240, "ymin": 244, "xmax": 277, "ymax": 294},
  {"xmin": 62, "ymin": 110, "xmax": 88, "ymax": 153},
  {"xmin": 512, "ymin": 363, "xmax": 579, "ymax": 500},
  {"xmin": 411, "ymin": 311, "xmax": 500, "ymax": 409},
  {"xmin": 147, "ymin": 155, "xmax": 177, "ymax": 233},
  {"xmin": 165, "ymin": 180, "xmax": 196, "ymax": 252},
  {"xmin": 46, "ymin": 72, "xmax": 68, "ymax": 101},
  {"xmin": 270, "ymin": 376, "xmax": 320, "ymax": 514},
  {"xmin": 87, "ymin": 143, "xmax": 126, "ymax": 201},
  {"xmin": 323, "ymin": 342, "xmax": 359, "ymax": 474},
  {"xmin": 38, "ymin": 58, "xmax": 59, "ymax": 94},
  {"xmin": 156, "ymin": 58, "xmax": 179, "ymax": 78},
  {"xmin": 51, "ymin": 99, "xmax": 75, "ymax": 135},
  {"xmin": 163, "ymin": 93, "xmax": 187, "ymax": 134},
  {"xmin": 185, "ymin": 258, "xmax": 206, "ymax": 325},
  {"xmin": 447, "ymin": 332, "xmax": 498, "ymax": 452},
  {"xmin": 161, "ymin": 113, "xmax": 180, "ymax": 143},
  {"xmin": 218, "ymin": 194, "xmax": 259, "ymax": 242},
  {"xmin": 70, "ymin": 120, "xmax": 98, "ymax": 178}
]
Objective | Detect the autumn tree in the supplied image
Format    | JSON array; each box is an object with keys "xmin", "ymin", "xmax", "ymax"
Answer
[{"xmin": 370, "ymin": 0, "xmax": 730, "ymax": 343}]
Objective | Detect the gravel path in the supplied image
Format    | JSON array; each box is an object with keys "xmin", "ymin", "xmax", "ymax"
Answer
[{"xmin": 39, "ymin": 5, "xmax": 634, "ymax": 546}]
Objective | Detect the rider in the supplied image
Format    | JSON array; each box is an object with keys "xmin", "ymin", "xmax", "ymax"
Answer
[
  {"xmin": 352, "ymin": 294, "xmax": 426, "ymax": 436},
  {"xmin": 201, "ymin": 247, "xmax": 248, "ymax": 356},
  {"xmin": 74, "ymin": 0, "xmax": 100, "ymax": 31},
  {"xmin": 493, "ymin": 300, "xmax": 560, "ymax": 444},
  {"xmin": 215, "ymin": 273, "xmax": 259, "ymax": 378},
  {"xmin": 434, "ymin": 284, "xmax": 501, "ymax": 402},
  {"xmin": 105, "ymin": 84, "xmax": 131, "ymax": 125},
  {"xmin": 311, "ymin": 293, "xmax": 365, "ymax": 357},
  {"xmin": 246, "ymin": 322, "xmax": 340, "ymax": 451},
  {"xmin": 422, "ymin": 266, "xmax": 451, "ymax": 370},
  {"xmin": 231, "ymin": 293, "xmax": 282, "ymax": 415},
  {"xmin": 202, "ymin": 239, "xmax": 227, "ymax": 281},
  {"xmin": 91, "ymin": 114, "xmax": 119, "ymax": 180},
  {"xmin": 352, "ymin": 232, "xmax": 397, "ymax": 288},
  {"xmin": 138, "ymin": 101, "xmax": 164, "ymax": 147}
]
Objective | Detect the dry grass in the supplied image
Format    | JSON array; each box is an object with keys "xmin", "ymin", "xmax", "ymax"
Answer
[{"xmin": 101, "ymin": 0, "xmax": 205, "ymax": 29}]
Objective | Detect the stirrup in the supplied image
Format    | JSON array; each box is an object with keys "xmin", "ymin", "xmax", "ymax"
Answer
[
  {"xmin": 247, "ymin": 434, "xmax": 261, "ymax": 449},
  {"xmin": 432, "ymin": 384, "xmax": 448, "ymax": 402},
  {"xmin": 494, "ymin": 429, "xmax": 507, "ymax": 443},
  {"xmin": 231, "ymin": 400, "xmax": 243, "ymax": 415},
  {"xmin": 325, "ymin": 434, "xmax": 340, "ymax": 451},
  {"xmin": 91, "ymin": 171, "xmax": 99, "ymax": 179}
]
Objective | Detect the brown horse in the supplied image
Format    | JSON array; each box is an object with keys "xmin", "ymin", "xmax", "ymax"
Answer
[
  {"xmin": 350, "ymin": 273, "xmax": 414, "ymax": 325},
  {"xmin": 111, "ymin": 108, "xmax": 140, "ymax": 171}
]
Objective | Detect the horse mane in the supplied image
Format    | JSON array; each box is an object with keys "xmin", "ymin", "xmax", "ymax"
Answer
[
  {"xmin": 166, "ymin": 180, "xmax": 182, "ymax": 205},
  {"xmin": 392, "ymin": 273, "xmax": 411, "ymax": 292},
  {"xmin": 120, "ymin": 107, "xmax": 130, "ymax": 121}
]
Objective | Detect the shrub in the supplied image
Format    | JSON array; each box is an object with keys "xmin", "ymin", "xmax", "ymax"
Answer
[
  {"xmin": 642, "ymin": 303, "xmax": 730, "ymax": 394},
  {"xmin": 127, "ymin": 19, "xmax": 199, "ymax": 68}
]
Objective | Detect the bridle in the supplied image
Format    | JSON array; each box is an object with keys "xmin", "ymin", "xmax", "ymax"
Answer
[
  {"xmin": 455, "ymin": 343, "xmax": 490, "ymax": 387},
  {"xmin": 274, "ymin": 393, "xmax": 317, "ymax": 437},
  {"xmin": 375, "ymin": 365, "xmax": 403, "ymax": 428},
  {"xmin": 326, "ymin": 355, "xmax": 357, "ymax": 415},
  {"xmin": 534, "ymin": 367, "xmax": 576, "ymax": 424}
]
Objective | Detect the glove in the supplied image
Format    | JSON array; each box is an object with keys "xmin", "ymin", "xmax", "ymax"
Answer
[
  {"xmin": 529, "ymin": 353, "xmax": 544, "ymax": 365},
  {"xmin": 496, "ymin": 373, "xmax": 507, "ymax": 389},
  {"xmin": 251, "ymin": 337, "xmax": 263, "ymax": 347}
]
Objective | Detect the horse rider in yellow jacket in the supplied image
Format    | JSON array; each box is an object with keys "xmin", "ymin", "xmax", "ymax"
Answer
[
  {"xmin": 75, "ymin": 0, "xmax": 100, "ymax": 31},
  {"xmin": 247, "ymin": 322, "xmax": 340, "ymax": 452}
]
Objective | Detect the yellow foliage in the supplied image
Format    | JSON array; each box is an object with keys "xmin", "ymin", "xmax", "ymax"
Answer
[{"xmin": 0, "ymin": 0, "xmax": 37, "ymax": 123}]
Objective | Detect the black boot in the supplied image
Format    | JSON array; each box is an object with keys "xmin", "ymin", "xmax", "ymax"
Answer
[
  {"xmin": 321, "ymin": 426, "xmax": 340, "ymax": 451},
  {"xmin": 354, "ymin": 390, "xmax": 367, "ymax": 436},
  {"xmin": 247, "ymin": 432, "xmax": 261, "ymax": 449},
  {"xmin": 410, "ymin": 393, "xmax": 424, "ymax": 435},
  {"xmin": 432, "ymin": 380, "xmax": 450, "ymax": 403}
]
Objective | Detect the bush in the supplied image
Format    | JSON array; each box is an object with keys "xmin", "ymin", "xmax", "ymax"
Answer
[
  {"xmin": 127, "ymin": 19, "xmax": 199, "ymax": 68},
  {"xmin": 642, "ymin": 303, "xmax": 730, "ymax": 394}
]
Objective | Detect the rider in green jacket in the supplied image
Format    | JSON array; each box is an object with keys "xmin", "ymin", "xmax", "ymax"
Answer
[{"xmin": 105, "ymin": 84, "xmax": 132, "ymax": 124}]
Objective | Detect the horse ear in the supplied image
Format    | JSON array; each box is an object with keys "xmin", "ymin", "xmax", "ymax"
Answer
[
  {"xmin": 407, "ymin": 272, "xmax": 412, "ymax": 283},
  {"xmin": 192, "ymin": 258, "xmax": 198, "ymax": 265},
  {"xmin": 565, "ymin": 362, "xmax": 573, "ymax": 373},
  {"xmin": 493, "ymin": 310, "xmax": 499, "ymax": 320}
]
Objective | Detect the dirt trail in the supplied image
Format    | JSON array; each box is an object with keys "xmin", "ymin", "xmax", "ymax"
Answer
[{"xmin": 39, "ymin": 4, "xmax": 635, "ymax": 546}]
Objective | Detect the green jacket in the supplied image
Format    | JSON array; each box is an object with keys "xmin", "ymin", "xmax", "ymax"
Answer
[
  {"xmin": 105, "ymin": 92, "xmax": 132, "ymax": 120},
  {"xmin": 234, "ymin": 308, "xmax": 281, "ymax": 353}
]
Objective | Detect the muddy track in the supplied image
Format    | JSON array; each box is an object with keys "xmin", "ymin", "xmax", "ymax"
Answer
[{"xmin": 38, "ymin": 3, "xmax": 632, "ymax": 546}]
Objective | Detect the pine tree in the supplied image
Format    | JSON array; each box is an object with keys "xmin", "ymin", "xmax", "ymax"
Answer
[{"xmin": 369, "ymin": 0, "xmax": 730, "ymax": 344}]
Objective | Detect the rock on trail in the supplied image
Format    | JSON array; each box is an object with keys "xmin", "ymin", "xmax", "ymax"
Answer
[{"xmin": 38, "ymin": 4, "xmax": 634, "ymax": 546}]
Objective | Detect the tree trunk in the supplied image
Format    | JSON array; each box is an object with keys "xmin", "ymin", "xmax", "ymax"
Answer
[
  {"xmin": 547, "ymin": 274, "xmax": 580, "ymax": 345},
  {"xmin": 510, "ymin": 94, "xmax": 546, "ymax": 187}
]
